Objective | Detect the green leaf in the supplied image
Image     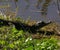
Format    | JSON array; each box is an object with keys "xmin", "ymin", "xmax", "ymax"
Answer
[
  {"xmin": 24, "ymin": 46, "xmax": 33, "ymax": 50},
  {"xmin": 9, "ymin": 43, "xmax": 14, "ymax": 48},
  {"xmin": 17, "ymin": 30, "xmax": 24, "ymax": 36},
  {"xmin": 12, "ymin": 27, "xmax": 18, "ymax": 34},
  {"xmin": 0, "ymin": 40, "xmax": 5, "ymax": 45}
]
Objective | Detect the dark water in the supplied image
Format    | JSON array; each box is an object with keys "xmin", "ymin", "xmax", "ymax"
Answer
[{"xmin": 0, "ymin": 0, "xmax": 60, "ymax": 23}]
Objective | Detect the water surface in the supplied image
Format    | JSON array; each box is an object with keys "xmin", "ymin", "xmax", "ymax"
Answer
[{"xmin": 0, "ymin": 0, "xmax": 60, "ymax": 23}]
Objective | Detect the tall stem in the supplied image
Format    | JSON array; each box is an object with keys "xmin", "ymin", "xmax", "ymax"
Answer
[
  {"xmin": 14, "ymin": 0, "xmax": 18, "ymax": 17},
  {"xmin": 57, "ymin": 0, "xmax": 60, "ymax": 16}
]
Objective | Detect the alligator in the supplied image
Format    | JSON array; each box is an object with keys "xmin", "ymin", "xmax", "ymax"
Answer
[{"xmin": 0, "ymin": 19, "xmax": 52, "ymax": 34}]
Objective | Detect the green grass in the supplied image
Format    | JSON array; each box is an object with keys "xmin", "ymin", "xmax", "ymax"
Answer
[{"xmin": 0, "ymin": 25, "xmax": 59, "ymax": 50}]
